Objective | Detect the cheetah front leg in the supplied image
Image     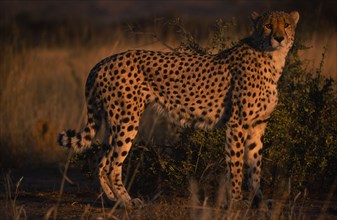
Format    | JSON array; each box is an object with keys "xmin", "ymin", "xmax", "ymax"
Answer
[
  {"xmin": 225, "ymin": 125, "xmax": 247, "ymax": 204},
  {"xmin": 244, "ymin": 121, "xmax": 267, "ymax": 206}
]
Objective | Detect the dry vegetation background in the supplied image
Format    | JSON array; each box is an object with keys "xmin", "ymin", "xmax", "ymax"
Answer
[
  {"xmin": 0, "ymin": 0, "xmax": 336, "ymax": 169},
  {"xmin": 0, "ymin": 0, "xmax": 336, "ymax": 219}
]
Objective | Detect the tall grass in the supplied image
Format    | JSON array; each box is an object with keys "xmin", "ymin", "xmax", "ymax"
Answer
[
  {"xmin": 0, "ymin": 28, "xmax": 124, "ymax": 168},
  {"xmin": 299, "ymin": 28, "xmax": 337, "ymax": 80},
  {"xmin": 1, "ymin": 173, "xmax": 26, "ymax": 220},
  {"xmin": 0, "ymin": 19, "xmax": 186, "ymax": 168}
]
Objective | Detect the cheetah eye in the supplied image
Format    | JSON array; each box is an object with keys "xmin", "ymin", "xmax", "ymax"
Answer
[
  {"xmin": 284, "ymin": 23, "xmax": 290, "ymax": 28},
  {"xmin": 265, "ymin": 24, "xmax": 272, "ymax": 29}
]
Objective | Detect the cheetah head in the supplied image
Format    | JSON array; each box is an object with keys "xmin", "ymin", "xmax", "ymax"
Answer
[{"xmin": 251, "ymin": 11, "xmax": 300, "ymax": 52}]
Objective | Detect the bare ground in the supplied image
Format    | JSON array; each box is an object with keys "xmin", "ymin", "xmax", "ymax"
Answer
[{"xmin": 1, "ymin": 167, "xmax": 337, "ymax": 220}]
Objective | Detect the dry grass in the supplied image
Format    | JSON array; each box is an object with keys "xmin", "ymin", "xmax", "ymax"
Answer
[
  {"xmin": 0, "ymin": 22, "xmax": 181, "ymax": 168},
  {"xmin": 2, "ymin": 169, "xmax": 335, "ymax": 220},
  {"xmin": 1, "ymin": 173, "xmax": 26, "ymax": 220},
  {"xmin": 299, "ymin": 28, "xmax": 337, "ymax": 80}
]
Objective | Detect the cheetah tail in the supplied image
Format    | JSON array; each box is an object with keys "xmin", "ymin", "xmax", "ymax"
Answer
[{"xmin": 57, "ymin": 124, "xmax": 96, "ymax": 154}]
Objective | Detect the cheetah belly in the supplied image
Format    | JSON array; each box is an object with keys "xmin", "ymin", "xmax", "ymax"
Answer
[{"xmin": 152, "ymin": 97, "xmax": 226, "ymax": 129}]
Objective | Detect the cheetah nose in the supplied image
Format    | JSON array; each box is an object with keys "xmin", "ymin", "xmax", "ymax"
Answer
[{"xmin": 274, "ymin": 36, "xmax": 284, "ymax": 43}]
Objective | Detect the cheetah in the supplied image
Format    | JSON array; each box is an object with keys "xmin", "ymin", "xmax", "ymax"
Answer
[{"xmin": 58, "ymin": 11, "xmax": 300, "ymax": 208}]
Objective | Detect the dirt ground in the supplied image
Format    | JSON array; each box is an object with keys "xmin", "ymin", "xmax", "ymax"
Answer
[{"xmin": 1, "ymin": 167, "xmax": 337, "ymax": 220}]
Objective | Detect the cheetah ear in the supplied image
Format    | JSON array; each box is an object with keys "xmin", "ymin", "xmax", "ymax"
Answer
[
  {"xmin": 250, "ymin": 11, "xmax": 260, "ymax": 30},
  {"xmin": 250, "ymin": 11, "xmax": 260, "ymax": 22},
  {"xmin": 290, "ymin": 11, "xmax": 300, "ymax": 26}
]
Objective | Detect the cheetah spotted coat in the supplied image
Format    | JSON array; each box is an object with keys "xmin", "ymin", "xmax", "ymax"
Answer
[{"xmin": 58, "ymin": 10, "xmax": 299, "ymax": 208}]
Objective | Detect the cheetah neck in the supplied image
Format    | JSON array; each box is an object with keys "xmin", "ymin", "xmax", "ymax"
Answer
[
  {"xmin": 269, "ymin": 49, "xmax": 288, "ymax": 70},
  {"xmin": 243, "ymin": 37, "xmax": 289, "ymax": 82},
  {"xmin": 266, "ymin": 48, "xmax": 289, "ymax": 82}
]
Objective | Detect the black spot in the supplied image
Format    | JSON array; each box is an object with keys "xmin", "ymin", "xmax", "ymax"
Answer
[
  {"xmin": 66, "ymin": 129, "xmax": 76, "ymax": 137},
  {"xmin": 84, "ymin": 135, "xmax": 91, "ymax": 141},
  {"xmin": 127, "ymin": 125, "xmax": 134, "ymax": 131},
  {"xmin": 122, "ymin": 118, "xmax": 130, "ymax": 123},
  {"xmin": 233, "ymin": 135, "xmax": 238, "ymax": 142},
  {"xmin": 260, "ymin": 135, "xmax": 264, "ymax": 142},
  {"xmin": 121, "ymin": 151, "xmax": 128, "ymax": 156},
  {"xmin": 123, "ymin": 136, "xmax": 130, "ymax": 143},
  {"xmin": 117, "ymin": 141, "xmax": 123, "ymax": 147},
  {"xmin": 248, "ymin": 143, "xmax": 257, "ymax": 150},
  {"xmin": 257, "ymin": 160, "xmax": 261, "ymax": 167},
  {"xmin": 238, "ymin": 132, "xmax": 243, "ymax": 138}
]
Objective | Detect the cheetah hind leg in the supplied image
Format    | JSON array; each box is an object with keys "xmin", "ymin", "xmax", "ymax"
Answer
[
  {"xmin": 109, "ymin": 150, "xmax": 144, "ymax": 208},
  {"xmin": 97, "ymin": 147, "xmax": 143, "ymax": 209},
  {"xmin": 104, "ymin": 123, "xmax": 144, "ymax": 209},
  {"xmin": 98, "ymin": 152, "xmax": 117, "ymax": 202},
  {"xmin": 105, "ymin": 165, "xmax": 144, "ymax": 209}
]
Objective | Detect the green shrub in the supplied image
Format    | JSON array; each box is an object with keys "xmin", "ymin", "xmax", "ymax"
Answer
[{"xmin": 263, "ymin": 44, "xmax": 337, "ymax": 192}]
